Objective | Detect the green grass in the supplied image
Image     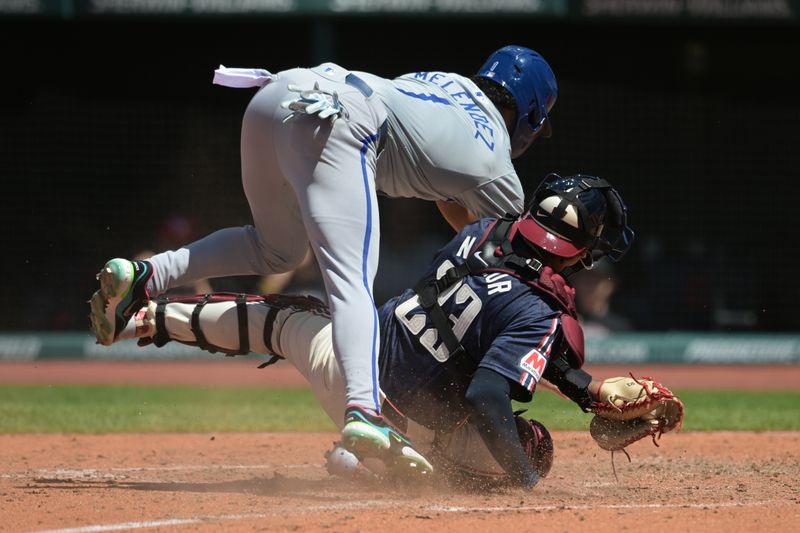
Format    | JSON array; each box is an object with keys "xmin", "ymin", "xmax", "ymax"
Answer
[
  {"xmin": 516, "ymin": 389, "xmax": 800, "ymax": 432},
  {"xmin": 0, "ymin": 385, "xmax": 798, "ymax": 433},
  {"xmin": 0, "ymin": 385, "xmax": 335, "ymax": 433}
]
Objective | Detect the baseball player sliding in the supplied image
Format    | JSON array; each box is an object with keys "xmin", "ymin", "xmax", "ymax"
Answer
[
  {"xmin": 97, "ymin": 174, "xmax": 649, "ymax": 488},
  {"xmin": 88, "ymin": 45, "xmax": 558, "ymax": 477}
]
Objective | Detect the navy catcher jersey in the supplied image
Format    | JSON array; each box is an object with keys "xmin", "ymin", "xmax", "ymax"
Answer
[{"xmin": 378, "ymin": 218, "xmax": 563, "ymax": 431}]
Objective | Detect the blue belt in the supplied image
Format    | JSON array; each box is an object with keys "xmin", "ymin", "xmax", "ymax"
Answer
[
  {"xmin": 345, "ymin": 73, "xmax": 387, "ymax": 155},
  {"xmin": 345, "ymin": 73, "xmax": 373, "ymax": 97}
]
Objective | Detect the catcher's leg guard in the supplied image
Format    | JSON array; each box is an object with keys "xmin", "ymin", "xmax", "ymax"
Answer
[
  {"xmin": 136, "ymin": 292, "xmax": 353, "ymax": 428},
  {"xmin": 145, "ymin": 292, "xmax": 329, "ymax": 358}
]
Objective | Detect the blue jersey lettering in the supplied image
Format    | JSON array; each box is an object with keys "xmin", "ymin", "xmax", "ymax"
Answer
[
  {"xmin": 396, "ymin": 87, "xmax": 452, "ymax": 105},
  {"xmin": 474, "ymin": 130, "xmax": 495, "ymax": 150},
  {"xmin": 403, "ymin": 72, "xmax": 496, "ymax": 152}
]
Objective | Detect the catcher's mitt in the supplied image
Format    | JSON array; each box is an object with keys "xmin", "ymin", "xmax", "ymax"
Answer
[
  {"xmin": 515, "ymin": 412, "xmax": 554, "ymax": 479},
  {"xmin": 432, "ymin": 411, "xmax": 554, "ymax": 489},
  {"xmin": 588, "ymin": 374, "xmax": 684, "ymax": 452}
]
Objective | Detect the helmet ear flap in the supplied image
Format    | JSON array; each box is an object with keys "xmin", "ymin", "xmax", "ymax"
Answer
[
  {"xmin": 476, "ymin": 45, "xmax": 557, "ymax": 158},
  {"xmin": 596, "ymin": 185, "xmax": 635, "ymax": 263},
  {"xmin": 602, "ymin": 186, "xmax": 626, "ymax": 231}
]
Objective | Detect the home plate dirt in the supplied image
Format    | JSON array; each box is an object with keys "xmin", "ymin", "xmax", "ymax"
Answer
[
  {"xmin": 1, "ymin": 431, "xmax": 797, "ymax": 532},
  {"xmin": 1, "ymin": 360, "xmax": 798, "ymax": 532}
]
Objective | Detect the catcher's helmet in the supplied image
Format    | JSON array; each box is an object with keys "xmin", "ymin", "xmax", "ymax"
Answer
[
  {"xmin": 516, "ymin": 174, "xmax": 634, "ymax": 264},
  {"xmin": 476, "ymin": 45, "xmax": 557, "ymax": 158}
]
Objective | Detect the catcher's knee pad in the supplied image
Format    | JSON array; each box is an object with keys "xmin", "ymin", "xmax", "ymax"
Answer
[{"xmin": 516, "ymin": 417, "xmax": 554, "ymax": 478}]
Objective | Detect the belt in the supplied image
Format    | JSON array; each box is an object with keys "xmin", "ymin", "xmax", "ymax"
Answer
[
  {"xmin": 345, "ymin": 73, "xmax": 387, "ymax": 155},
  {"xmin": 345, "ymin": 73, "xmax": 373, "ymax": 97}
]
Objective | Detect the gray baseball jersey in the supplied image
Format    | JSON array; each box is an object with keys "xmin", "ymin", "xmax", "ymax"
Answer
[
  {"xmin": 142, "ymin": 62, "xmax": 526, "ymax": 420},
  {"xmin": 354, "ymin": 70, "xmax": 524, "ymax": 217}
]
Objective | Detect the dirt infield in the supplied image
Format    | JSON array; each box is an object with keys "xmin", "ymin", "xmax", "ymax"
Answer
[
  {"xmin": 1, "ymin": 431, "xmax": 798, "ymax": 533},
  {"xmin": 2, "ymin": 361, "xmax": 799, "ymax": 532}
]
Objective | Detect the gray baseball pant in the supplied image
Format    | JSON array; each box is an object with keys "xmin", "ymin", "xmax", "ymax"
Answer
[{"xmin": 145, "ymin": 65, "xmax": 387, "ymax": 416}]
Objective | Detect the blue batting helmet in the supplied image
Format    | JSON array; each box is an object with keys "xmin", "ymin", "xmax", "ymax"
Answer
[{"xmin": 476, "ymin": 45, "xmax": 558, "ymax": 158}]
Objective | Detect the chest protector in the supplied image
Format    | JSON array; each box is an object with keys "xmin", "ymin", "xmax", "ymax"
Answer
[{"xmin": 413, "ymin": 215, "xmax": 586, "ymax": 369}]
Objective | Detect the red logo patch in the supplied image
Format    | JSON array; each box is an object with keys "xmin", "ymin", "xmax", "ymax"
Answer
[{"xmin": 519, "ymin": 349, "xmax": 547, "ymax": 381}]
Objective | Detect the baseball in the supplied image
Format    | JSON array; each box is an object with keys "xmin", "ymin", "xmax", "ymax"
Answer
[
  {"xmin": 325, "ymin": 444, "xmax": 383, "ymax": 481},
  {"xmin": 325, "ymin": 443, "xmax": 361, "ymax": 477}
]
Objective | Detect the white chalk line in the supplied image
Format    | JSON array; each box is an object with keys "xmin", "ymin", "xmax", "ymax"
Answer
[
  {"xmin": 428, "ymin": 500, "xmax": 782, "ymax": 512},
  {"xmin": 32, "ymin": 519, "xmax": 199, "ymax": 533},
  {"xmin": 1, "ymin": 463, "xmax": 322, "ymax": 479},
  {"xmin": 29, "ymin": 504, "xmax": 401, "ymax": 533},
  {"xmin": 28, "ymin": 499, "xmax": 787, "ymax": 533}
]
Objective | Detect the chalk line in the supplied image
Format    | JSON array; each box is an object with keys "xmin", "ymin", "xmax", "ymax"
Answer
[{"xmin": 30, "ymin": 499, "xmax": 785, "ymax": 533}]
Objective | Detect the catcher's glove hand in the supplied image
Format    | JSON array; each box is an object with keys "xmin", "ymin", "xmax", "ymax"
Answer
[
  {"xmin": 514, "ymin": 411, "xmax": 554, "ymax": 479},
  {"xmin": 432, "ymin": 411, "xmax": 554, "ymax": 490},
  {"xmin": 588, "ymin": 374, "xmax": 684, "ymax": 452}
]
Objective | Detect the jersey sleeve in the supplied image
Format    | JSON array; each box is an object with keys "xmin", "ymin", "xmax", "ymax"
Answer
[
  {"xmin": 450, "ymin": 173, "xmax": 524, "ymax": 219},
  {"xmin": 479, "ymin": 312, "xmax": 562, "ymax": 395}
]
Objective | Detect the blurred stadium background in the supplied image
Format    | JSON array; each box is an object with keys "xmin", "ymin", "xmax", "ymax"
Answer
[{"xmin": 1, "ymin": 0, "xmax": 798, "ymax": 364}]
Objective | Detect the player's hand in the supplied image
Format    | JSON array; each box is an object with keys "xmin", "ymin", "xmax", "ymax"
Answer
[{"xmin": 281, "ymin": 82, "xmax": 343, "ymax": 123}]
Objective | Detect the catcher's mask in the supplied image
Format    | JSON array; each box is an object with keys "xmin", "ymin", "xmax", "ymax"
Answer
[
  {"xmin": 476, "ymin": 45, "xmax": 557, "ymax": 158},
  {"xmin": 515, "ymin": 174, "xmax": 634, "ymax": 269}
]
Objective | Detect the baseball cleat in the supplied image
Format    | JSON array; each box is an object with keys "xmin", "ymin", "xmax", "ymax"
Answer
[
  {"xmin": 341, "ymin": 405, "xmax": 433, "ymax": 479},
  {"xmin": 88, "ymin": 258, "xmax": 153, "ymax": 346}
]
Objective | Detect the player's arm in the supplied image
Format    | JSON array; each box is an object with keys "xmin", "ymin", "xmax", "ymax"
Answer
[
  {"xmin": 463, "ymin": 367, "xmax": 541, "ymax": 488},
  {"xmin": 445, "ymin": 174, "xmax": 525, "ymax": 227},
  {"xmin": 539, "ymin": 376, "xmax": 603, "ymax": 403},
  {"xmin": 541, "ymin": 353, "xmax": 602, "ymax": 411},
  {"xmin": 436, "ymin": 200, "xmax": 477, "ymax": 232}
]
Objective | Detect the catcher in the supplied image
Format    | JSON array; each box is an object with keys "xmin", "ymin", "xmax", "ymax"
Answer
[{"xmin": 95, "ymin": 173, "xmax": 682, "ymax": 487}]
